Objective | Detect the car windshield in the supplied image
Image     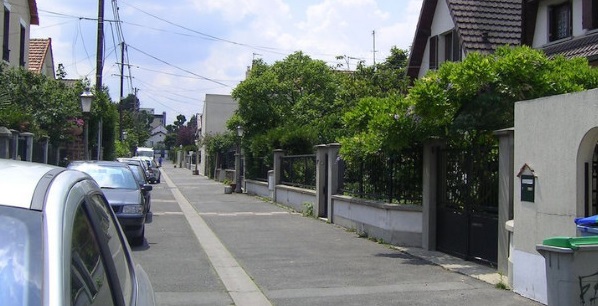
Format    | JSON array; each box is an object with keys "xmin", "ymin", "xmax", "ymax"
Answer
[
  {"xmin": 0, "ymin": 205, "xmax": 42, "ymax": 305},
  {"xmin": 128, "ymin": 165, "xmax": 144, "ymax": 184},
  {"xmin": 70, "ymin": 164, "xmax": 138, "ymax": 190}
]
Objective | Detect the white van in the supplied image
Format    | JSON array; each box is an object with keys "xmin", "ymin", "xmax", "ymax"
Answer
[{"xmin": 136, "ymin": 147, "xmax": 155, "ymax": 160}]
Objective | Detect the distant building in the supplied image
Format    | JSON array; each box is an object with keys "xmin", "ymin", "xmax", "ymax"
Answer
[
  {"xmin": 27, "ymin": 38, "xmax": 54, "ymax": 77},
  {"xmin": 140, "ymin": 109, "xmax": 168, "ymax": 148},
  {"xmin": 198, "ymin": 94, "xmax": 238, "ymax": 176}
]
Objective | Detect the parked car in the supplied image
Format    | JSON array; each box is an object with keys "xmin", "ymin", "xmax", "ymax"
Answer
[
  {"xmin": 132, "ymin": 156, "xmax": 161, "ymax": 184},
  {"xmin": 67, "ymin": 161, "xmax": 150, "ymax": 245},
  {"xmin": 0, "ymin": 159, "xmax": 155, "ymax": 305},
  {"xmin": 117, "ymin": 158, "xmax": 152, "ymax": 211}
]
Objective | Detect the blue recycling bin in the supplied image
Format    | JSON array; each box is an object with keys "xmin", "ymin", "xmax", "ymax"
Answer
[{"xmin": 575, "ymin": 215, "xmax": 598, "ymax": 236}]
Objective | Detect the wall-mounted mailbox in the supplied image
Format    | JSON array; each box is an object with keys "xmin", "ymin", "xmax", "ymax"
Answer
[
  {"xmin": 518, "ymin": 163, "xmax": 536, "ymax": 203},
  {"xmin": 521, "ymin": 174, "xmax": 535, "ymax": 202}
]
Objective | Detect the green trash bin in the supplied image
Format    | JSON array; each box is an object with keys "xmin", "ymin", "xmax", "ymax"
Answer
[{"xmin": 536, "ymin": 236, "xmax": 598, "ymax": 306}]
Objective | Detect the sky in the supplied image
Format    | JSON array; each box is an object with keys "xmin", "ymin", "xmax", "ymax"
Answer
[{"xmin": 30, "ymin": 0, "xmax": 423, "ymax": 124}]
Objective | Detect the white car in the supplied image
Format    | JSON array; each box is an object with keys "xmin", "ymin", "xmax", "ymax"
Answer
[{"xmin": 0, "ymin": 160, "xmax": 155, "ymax": 306}]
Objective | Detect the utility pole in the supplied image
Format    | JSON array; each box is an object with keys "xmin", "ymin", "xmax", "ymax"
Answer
[
  {"xmin": 372, "ymin": 30, "xmax": 377, "ymax": 67},
  {"xmin": 119, "ymin": 42, "xmax": 125, "ymax": 141},
  {"xmin": 96, "ymin": 0, "xmax": 105, "ymax": 160}
]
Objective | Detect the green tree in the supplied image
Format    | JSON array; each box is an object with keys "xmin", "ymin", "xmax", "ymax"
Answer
[
  {"xmin": 232, "ymin": 52, "xmax": 342, "ymax": 155},
  {"xmin": 409, "ymin": 46, "xmax": 598, "ymax": 143}
]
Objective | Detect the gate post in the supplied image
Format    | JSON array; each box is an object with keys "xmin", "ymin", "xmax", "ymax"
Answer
[
  {"xmin": 315, "ymin": 144, "xmax": 328, "ymax": 218},
  {"xmin": 0, "ymin": 127, "xmax": 11, "ymax": 159},
  {"xmin": 10, "ymin": 129, "xmax": 19, "ymax": 160},
  {"xmin": 272, "ymin": 149, "xmax": 285, "ymax": 203},
  {"xmin": 41, "ymin": 136, "xmax": 49, "ymax": 164},
  {"xmin": 494, "ymin": 128, "xmax": 514, "ymax": 282},
  {"xmin": 326, "ymin": 143, "xmax": 341, "ymax": 224},
  {"xmin": 21, "ymin": 132, "xmax": 34, "ymax": 162},
  {"xmin": 422, "ymin": 139, "xmax": 443, "ymax": 250}
]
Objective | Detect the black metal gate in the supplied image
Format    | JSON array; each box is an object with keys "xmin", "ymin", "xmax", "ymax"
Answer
[{"xmin": 436, "ymin": 145, "xmax": 499, "ymax": 265}]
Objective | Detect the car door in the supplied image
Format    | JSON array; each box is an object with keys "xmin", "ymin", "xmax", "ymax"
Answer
[{"xmin": 66, "ymin": 186, "xmax": 135, "ymax": 306}]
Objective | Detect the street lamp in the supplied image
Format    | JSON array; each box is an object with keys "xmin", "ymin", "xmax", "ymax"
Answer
[
  {"xmin": 80, "ymin": 89, "xmax": 94, "ymax": 160},
  {"xmin": 235, "ymin": 125, "xmax": 244, "ymax": 193}
]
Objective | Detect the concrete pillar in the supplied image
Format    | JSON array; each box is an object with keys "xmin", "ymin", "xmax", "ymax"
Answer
[
  {"xmin": 21, "ymin": 132, "xmax": 34, "ymax": 161},
  {"xmin": 326, "ymin": 143, "xmax": 341, "ymax": 224},
  {"xmin": 272, "ymin": 149, "xmax": 285, "ymax": 203},
  {"xmin": 314, "ymin": 144, "xmax": 328, "ymax": 218},
  {"xmin": 422, "ymin": 139, "xmax": 443, "ymax": 250},
  {"xmin": 10, "ymin": 129, "xmax": 19, "ymax": 160},
  {"xmin": 0, "ymin": 126, "xmax": 11, "ymax": 159},
  {"xmin": 41, "ymin": 136, "xmax": 49, "ymax": 164},
  {"xmin": 494, "ymin": 128, "xmax": 514, "ymax": 279}
]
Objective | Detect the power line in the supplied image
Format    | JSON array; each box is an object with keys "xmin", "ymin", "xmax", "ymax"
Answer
[{"xmin": 127, "ymin": 44, "xmax": 230, "ymax": 88}]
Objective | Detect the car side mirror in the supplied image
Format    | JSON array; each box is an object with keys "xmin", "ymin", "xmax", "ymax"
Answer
[{"xmin": 142, "ymin": 184, "xmax": 153, "ymax": 192}]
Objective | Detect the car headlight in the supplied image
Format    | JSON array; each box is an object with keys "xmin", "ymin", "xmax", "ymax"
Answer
[{"xmin": 122, "ymin": 205, "xmax": 143, "ymax": 214}]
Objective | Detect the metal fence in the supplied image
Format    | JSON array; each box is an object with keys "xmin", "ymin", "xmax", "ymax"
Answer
[
  {"xmin": 437, "ymin": 145, "xmax": 499, "ymax": 213},
  {"xmin": 339, "ymin": 148, "xmax": 423, "ymax": 205},
  {"xmin": 281, "ymin": 154, "xmax": 316, "ymax": 190},
  {"xmin": 245, "ymin": 156, "xmax": 270, "ymax": 182}
]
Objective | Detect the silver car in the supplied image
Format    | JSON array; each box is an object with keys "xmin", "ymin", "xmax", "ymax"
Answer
[
  {"xmin": 67, "ymin": 161, "xmax": 149, "ymax": 246},
  {"xmin": 0, "ymin": 159, "xmax": 155, "ymax": 306}
]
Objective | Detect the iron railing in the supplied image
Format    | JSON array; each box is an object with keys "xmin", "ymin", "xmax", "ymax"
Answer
[
  {"xmin": 339, "ymin": 148, "xmax": 423, "ymax": 205},
  {"xmin": 281, "ymin": 154, "xmax": 316, "ymax": 190},
  {"xmin": 245, "ymin": 156, "xmax": 270, "ymax": 182}
]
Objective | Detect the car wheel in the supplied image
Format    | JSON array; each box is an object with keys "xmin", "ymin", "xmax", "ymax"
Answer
[
  {"xmin": 132, "ymin": 226, "xmax": 145, "ymax": 246},
  {"xmin": 157, "ymin": 177, "xmax": 160, "ymax": 183}
]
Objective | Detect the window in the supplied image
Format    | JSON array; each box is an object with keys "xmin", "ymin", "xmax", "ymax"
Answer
[
  {"xmin": 443, "ymin": 30, "xmax": 461, "ymax": 62},
  {"xmin": 18, "ymin": 24, "xmax": 24, "ymax": 67},
  {"xmin": 3, "ymin": 6, "xmax": 9, "ymax": 62},
  {"xmin": 88, "ymin": 194, "xmax": 132, "ymax": 303},
  {"xmin": 70, "ymin": 205, "xmax": 114, "ymax": 306},
  {"xmin": 549, "ymin": 2, "xmax": 572, "ymax": 42}
]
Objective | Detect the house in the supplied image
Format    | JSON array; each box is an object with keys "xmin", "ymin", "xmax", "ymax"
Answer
[
  {"xmin": 523, "ymin": 0, "xmax": 598, "ymax": 65},
  {"xmin": 407, "ymin": 0, "xmax": 598, "ymax": 304},
  {"xmin": 197, "ymin": 94, "xmax": 238, "ymax": 176},
  {"xmin": 407, "ymin": 0, "xmax": 522, "ymax": 80},
  {"xmin": 1, "ymin": 0, "xmax": 39, "ymax": 68},
  {"xmin": 27, "ymin": 38, "xmax": 54, "ymax": 77},
  {"xmin": 145, "ymin": 124, "xmax": 167, "ymax": 149}
]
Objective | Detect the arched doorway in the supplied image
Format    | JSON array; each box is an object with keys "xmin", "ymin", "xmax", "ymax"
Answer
[{"xmin": 577, "ymin": 127, "xmax": 598, "ymax": 218}]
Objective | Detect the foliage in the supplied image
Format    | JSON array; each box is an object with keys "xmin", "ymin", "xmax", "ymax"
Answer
[
  {"xmin": 339, "ymin": 95, "xmax": 423, "ymax": 160},
  {"xmin": 0, "ymin": 64, "xmax": 85, "ymax": 144},
  {"xmin": 232, "ymin": 51, "xmax": 344, "ymax": 155},
  {"xmin": 408, "ymin": 46, "xmax": 598, "ymax": 143}
]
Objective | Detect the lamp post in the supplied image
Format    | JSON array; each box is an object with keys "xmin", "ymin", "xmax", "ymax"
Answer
[
  {"xmin": 80, "ymin": 89, "xmax": 94, "ymax": 160},
  {"xmin": 235, "ymin": 125, "xmax": 244, "ymax": 193}
]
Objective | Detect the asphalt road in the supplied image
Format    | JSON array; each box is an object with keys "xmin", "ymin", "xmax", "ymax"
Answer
[{"xmin": 131, "ymin": 161, "xmax": 542, "ymax": 306}]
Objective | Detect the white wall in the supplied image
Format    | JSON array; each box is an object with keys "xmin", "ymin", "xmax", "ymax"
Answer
[
  {"xmin": 512, "ymin": 88, "xmax": 598, "ymax": 303},
  {"xmin": 199, "ymin": 94, "xmax": 238, "ymax": 175},
  {"xmin": 1, "ymin": 0, "xmax": 33, "ymax": 68}
]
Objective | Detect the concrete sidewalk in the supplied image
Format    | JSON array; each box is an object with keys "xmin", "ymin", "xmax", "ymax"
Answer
[{"xmin": 160, "ymin": 161, "xmax": 539, "ymax": 305}]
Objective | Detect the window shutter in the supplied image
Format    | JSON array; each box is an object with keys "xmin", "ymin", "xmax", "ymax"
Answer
[
  {"xmin": 452, "ymin": 30, "xmax": 461, "ymax": 61},
  {"xmin": 429, "ymin": 35, "xmax": 438, "ymax": 70},
  {"xmin": 583, "ymin": 0, "xmax": 592, "ymax": 29},
  {"xmin": 548, "ymin": 5, "xmax": 554, "ymax": 41}
]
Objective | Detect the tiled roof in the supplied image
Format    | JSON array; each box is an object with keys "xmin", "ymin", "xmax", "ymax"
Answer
[
  {"xmin": 542, "ymin": 32, "xmax": 598, "ymax": 62},
  {"xmin": 407, "ymin": 0, "xmax": 522, "ymax": 79},
  {"xmin": 28, "ymin": 38, "xmax": 50, "ymax": 73},
  {"xmin": 29, "ymin": 0, "xmax": 39, "ymax": 25},
  {"xmin": 449, "ymin": 0, "xmax": 522, "ymax": 54}
]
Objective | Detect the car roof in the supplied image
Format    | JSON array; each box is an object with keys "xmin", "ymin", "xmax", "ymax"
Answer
[
  {"xmin": 69, "ymin": 160, "xmax": 130, "ymax": 168},
  {"xmin": 0, "ymin": 160, "xmax": 61, "ymax": 209}
]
